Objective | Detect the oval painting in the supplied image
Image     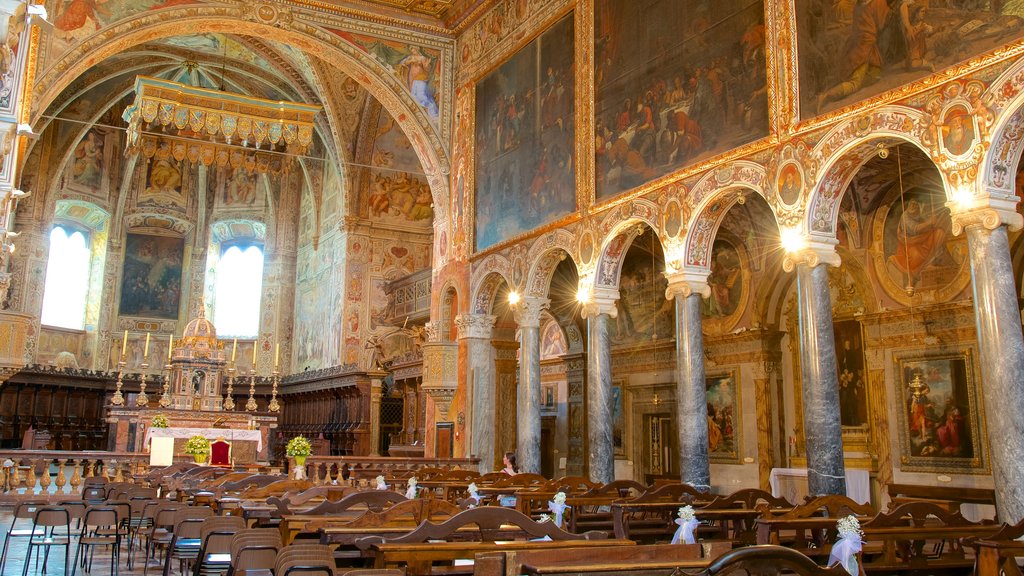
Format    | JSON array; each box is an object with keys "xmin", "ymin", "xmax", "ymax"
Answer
[
  {"xmin": 778, "ymin": 162, "xmax": 802, "ymax": 206},
  {"xmin": 940, "ymin": 105, "xmax": 975, "ymax": 157}
]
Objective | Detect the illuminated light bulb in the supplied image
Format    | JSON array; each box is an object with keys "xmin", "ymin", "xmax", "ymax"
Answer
[{"xmin": 507, "ymin": 291, "xmax": 520, "ymax": 305}]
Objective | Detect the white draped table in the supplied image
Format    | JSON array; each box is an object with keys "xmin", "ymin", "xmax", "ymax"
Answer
[
  {"xmin": 145, "ymin": 427, "xmax": 263, "ymax": 451},
  {"xmin": 769, "ymin": 467, "xmax": 871, "ymax": 505}
]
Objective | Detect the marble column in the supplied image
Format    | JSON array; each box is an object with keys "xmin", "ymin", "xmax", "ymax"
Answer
[
  {"xmin": 583, "ymin": 298, "xmax": 617, "ymax": 484},
  {"xmin": 513, "ymin": 297, "xmax": 549, "ymax": 474},
  {"xmin": 456, "ymin": 314, "xmax": 497, "ymax": 473},
  {"xmin": 665, "ymin": 277, "xmax": 711, "ymax": 490},
  {"xmin": 959, "ymin": 213, "xmax": 1024, "ymax": 523},
  {"xmin": 786, "ymin": 246, "xmax": 846, "ymax": 496}
]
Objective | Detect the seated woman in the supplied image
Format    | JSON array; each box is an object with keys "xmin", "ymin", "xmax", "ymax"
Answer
[{"xmin": 498, "ymin": 452, "xmax": 519, "ymax": 507}]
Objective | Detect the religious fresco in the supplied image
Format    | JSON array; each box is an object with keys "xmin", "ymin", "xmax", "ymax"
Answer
[
  {"xmin": 871, "ymin": 186, "xmax": 969, "ymax": 305},
  {"xmin": 610, "ymin": 232, "xmax": 673, "ymax": 346},
  {"xmin": 138, "ymin": 144, "xmax": 187, "ymax": 211},
  {"xmin": 329, "ymin": 29, "xmax": 442, "ymax": 123},
  {"xmin": 294, "ymin": 233, "xmax": 343, "ymax": 370},
  {"xmin": 833, "ymin": 319, "xmax": 868, "ymax": 427},
  {"xmin": 359, "ymin": 108, "xmax": 434, "ymax": 228},
  {"xmin": 540, "ymin": 321, "xmax": 567, "ymax": 359},
  {"xmin": 474, "ymin": 14, "xmax": 575, "ymax": 252},
  {"xmin": 47, "ymin": 0, "xmax": 197, "ymax": 50},
  {"xmin": 896, "ymin": 351, "xmax": 985, "ymax": 472},
  {"xmin": 702, "ymin": 238, "xmax": 748, "ymax": 334},
  {"xmin": 64, "ymin": 129, "xmax": 112, "ymax": 197},
  {"xmin": 706, "ymin": 371, "xmax": 740, "ymax": 463},
  {"xmin": 594, "ymin": 0, "xmax": 768, "ymax": 200},
  {"xmin": 119, "ymin": 233, "xmax": 184, "ymax": 319},
  {"xmin": 797, "ymin": 0, "xmax": 1024, "ymax": 117},
  {"xmin": 215, "ymin": 168, "xmax": 264, "ymax": 210}
]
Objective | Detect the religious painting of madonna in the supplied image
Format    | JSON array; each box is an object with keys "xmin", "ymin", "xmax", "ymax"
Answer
[
  {"xmin": 796, "ymin": 0, "xmax": 1024, "ymax": 118},
  {"xmin": 594, "ymin": 0, "xmax": 769, "ymax": 200},
  {"xmin": 706, "ymin": 372, "xmax": 741, "ymax": 463},
  {"xmin": 895, "ymin": 351, "xmax": 986, "ymax": 473},
  {"xmin": 119, "ymin": 233, "xmax": 184, "ymax": 320},
  {"xmin": 474, "ymin": 14, "xmax": 575, "ymax": 252}
]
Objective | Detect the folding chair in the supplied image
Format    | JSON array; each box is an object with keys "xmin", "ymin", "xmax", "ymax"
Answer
[
  {"xmin": 22, "ymin": 505, "xmax": 72, "ymax": 576},
  {"xmin": 71, "ymin": 506, "xmax": 123, "ymax": 576}
]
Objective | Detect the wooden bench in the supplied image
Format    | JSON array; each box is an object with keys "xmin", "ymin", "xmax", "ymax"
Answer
[
  {"xmin": 611, "ymin": 483, "xmax": 714, "ymax": 542},
  {"xmin": 356, "ymin": 506, "xmax": 616, "ymax": 576},
  {"xmin": 475, "ymin": 543, "xmax": 712, "ymax": 576},
  {"xmin": 886, "ymin": 483, "xmax": 997, "ymax": 517},
  {"xmin": 680, "ymin": 545, "xmax": 852, "ymax": 576},
  {"xmin": 971, "ymin": 518, "xmax": 1024, "ymax": 575},
  {"xmin": 860, "ymin": 501, "xmax": 1001, "ymax": 574}
]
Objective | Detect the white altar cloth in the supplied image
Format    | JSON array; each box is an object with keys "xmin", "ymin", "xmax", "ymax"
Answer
[
  {"xmin": 769, "ymin": 467, "xmax": 871, "ymax": 505},
  {"xmin": 145, "ymin": 427, "xmax": 263, "ymax": 451}
]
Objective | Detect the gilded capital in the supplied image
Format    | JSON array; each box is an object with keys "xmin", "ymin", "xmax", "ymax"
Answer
[
  {"xmin": 455, "ymin": 314, "xmax": 496, "ymax": 340},
  {"xmin": 512, "ymin": 297, "xmax": 550, "ymax": 328},
  {"xmin": 580, "ymin": 297, "xmax": 618, "ymax": 319},
  {"xmin": 781, "ymin": 240, "xmax": 841, "ymax": 273},
  {"xmin": 949, "ymin": 205, "xmax": 1023, "ymax": 236},
  {"xmin": 664, "ymin": 268, "xmax": 711, "ymax": 300}
]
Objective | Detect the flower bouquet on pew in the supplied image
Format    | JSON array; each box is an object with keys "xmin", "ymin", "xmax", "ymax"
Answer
[
  {"xmin": 671, "ymin": 505, "xmax": 700, "ymax": 544},
  {"xmin": 829, "ymin": 515, "xmax": 863, "ymax": 575},
  {"xmin": 548, "ymin": 491, "xmax": 569, "ymax": 528}
]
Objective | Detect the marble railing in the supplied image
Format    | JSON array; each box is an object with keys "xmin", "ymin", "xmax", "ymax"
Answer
[
  {"xmin": 301, "ymin": 455, "xmax": 479, "ymax": 486},
  {"xmin": 0, "ymin": 450, "xmax": 149, "ymax": 495}
]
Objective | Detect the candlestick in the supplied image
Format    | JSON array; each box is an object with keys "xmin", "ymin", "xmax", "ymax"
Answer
[
  {"xmin": 268, "ymin": 369, "xmax": 281, "ymax": 413},
  {"xmin": 168, "ymin": 334, "xmax": 173, "ymax": 360},
  {"xmin": 231, "ymin": 338, "xmax": 237, "ymax": 362},
  {"xmin": 159, "ymin": 362, "xmax": 172, "ymax": 408},
  {"xmin": 274, "ymin": 342, "xmax": 279, "ymax": 368},
  {"xmin": 143, "ymin": 332, "xmax": 150, "ymax": 357},
  {"xmin": 245, "ymin": 369, "xmax": 257, "ymax": 412},
  {"xmin": 224, "ymin": 365, "xmax": 236, "ymax": 411},
  {"xmin": 120, "ymin": 330, "xmax": 128, "ymax": 357},
  {"xmin": 136, "ymin": 362, "xmax": 150, "ymax": 407},
  {"xmin": 252, "ymin": 340, "xmax": 257, "ymax": 366},
  {"xmin": 110, "ymin": 360, "xmax": 126, "ymax": 406}
]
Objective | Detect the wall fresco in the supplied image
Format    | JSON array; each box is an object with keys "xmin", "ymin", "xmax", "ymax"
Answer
[
  {"xmin": 595, "ymin": 0, "xmax": 768, "ymax": 199},
  {"xmin": 474, "ymin": 14, "xmax": 575, "ymax": 252},
  {"xmin": 118, "ymin": 232, "xmax": 184, "ymax": 319}
]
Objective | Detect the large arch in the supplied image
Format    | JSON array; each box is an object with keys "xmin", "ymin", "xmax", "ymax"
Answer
[
  {"xmin": 982, "ymin": 57, "xmax": 1024, "ymax": 206},
  {"xmin": 524, "ymin": 229, "xmax": 578, "ymax": 299},
  {"xmin": 469, "ymin": 254, "xmax": 513, "ymax": 316},
  {"xmin": 682, "ymin": 160, "xmax": 772, "ymax": 271},
  {"xmin": 807, "ymin": 106, "xmax": 933, "ymax": 240},
  {"xmin": 591, "ymin": 216, "xmax": 666, "ymax": 295},
  {"xmin": 29, "ymin": 7, "xmax": 451, "ymax": 226}
]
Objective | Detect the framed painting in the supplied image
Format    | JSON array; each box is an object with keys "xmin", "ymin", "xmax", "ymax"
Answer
[
  {"xmin": 706, "ymin": 371, "xmax": 741, "ymax": 463},
  {"xmin": 474, "ymin": 14, "xmax": 576, "ymax": 252},
  {"xmin": 118, "ymin": 233, "xmax": 184, "ymax": 319},
  {"xmin": 833, "ymin": 319, "xmax": 869, "ymax": 428},
  {"xmin": 64, "ymin": 128, "xmax": 113, "ymax": 198},
  {"xmin": 895, "ymin": 350, "xmax": 986, "ymax": 473}
]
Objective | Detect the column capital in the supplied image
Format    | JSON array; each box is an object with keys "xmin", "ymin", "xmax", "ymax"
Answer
[
  {"xmin": 950, "ymin": 204, "xmax": 1024, "ymax": 236},
  {"xmin": 781, "ymin": 239, "xmax": 841, "ymax": 273},
  {"xmin": 455, "ymin": 314, "xmax": 496, "ymax": 340},
  {"xmin": 512, "ymin": 297, "xmax": 550, "ymax": 328},
  {"xmin": 664, "ymin": 268, "xmax": 710, "ymax": 300},
  {"xmin": 580, "ymin": 288, "xmax": 618, "ymax": 319}
]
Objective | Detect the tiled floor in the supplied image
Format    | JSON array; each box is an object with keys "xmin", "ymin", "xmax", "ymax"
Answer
[{"xmin": 0, "ymin": 509, "xmax": 167, "ymax": 576}]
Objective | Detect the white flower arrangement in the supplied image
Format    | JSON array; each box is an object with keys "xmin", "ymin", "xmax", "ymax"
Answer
[
  {"xmin": 375, "ymin": 475, "xmax": 387, "ymax": 490},
  {"xmin": 678, "ymin": 505, "xmax": 696, "ymax": 522},
  {"xmin": 553, "ymin": 491, "xmax": 566, "ymax": 505},
  {"xmin": 837, "ymin": 515, "xmax": 863, "ymax": 538},
  {"xmin": 467, "ymin": 482, "xmax": 478, "ymax": 494},
  {"xmin": 406, "ymin": 477, "xmax": 419, "ymax": 498},
  {"xmin": 538, "ymin": 514, "xmax": 552, "ymax": 523}
]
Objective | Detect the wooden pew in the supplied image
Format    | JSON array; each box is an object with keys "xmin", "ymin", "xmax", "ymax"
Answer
[
  {"xmin": 886, "ymin": 483, "xmax": 997, "ymax": 517},
  {"xmin": 515, "ymin": 476, "xmax": 602, "ymax": 516},
  {"xmin": 687, "ymin": 545, "xmax": 851, "ymax": 576},
  {"xmin": 694, "ymin": 489, "xmax": 793, "ymax": 544},
  {"xmin": 860, "ymin": 501, "xmax": 1000, "ymax": 574},
  {"xmin": 971, "ymin": 518, "xmax": 1024, "ymax": 575},
  {"xmin": 754, "ymin": 494, "xmax": 875, "ymax": 556},
  {"xmin": 280, "ymin": 490, "xmax": 409, "ymax": 544},
  {"xmin": 566, "ymin": 480, "xmax": 647, "ymax": 534},
  {"xmin": 611, "ymin": 483, "xmax": 713, "ymax": 542},
  {"xmin": 474, "ymin": 543, "xmax": 712, "ymax": 576},
  {"xmin": 356, "ymin": 506, "xmax": 618, "ymax": 576}
]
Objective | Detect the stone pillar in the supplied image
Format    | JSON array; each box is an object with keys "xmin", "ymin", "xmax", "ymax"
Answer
[
  {"xmin": 582, "ymin": 297, "xmax": 617, "ymax": 484},
  {"xmin": 665, "ymin": 275, "xmax": 711, "ymax": 490},
  {"xmin": 954, "ymin": 208, "xmax": 1024, "ymax": 523},
  {"xmin": 784, "ymin": 244, "xmax": 846, "ymax": 496},
  {"xmin": 562, "ymin": 352, "xmax": 586, "ymax": 477},
  {"xmin": 367, "ymin": 370, "xmax": 386, "ymax": 457},
  {"xmin": 513, "ymin": 297, "xmax": 549, "ymax": 474},
  {"xmin": 456, "ymin": 313, "xmax": 497, "ymax": 473}
]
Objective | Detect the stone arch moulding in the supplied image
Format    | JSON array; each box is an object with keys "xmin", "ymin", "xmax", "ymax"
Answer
[
  {"xmin": 591, "ymin": 212, "xmax": 666, "ymax": 294},
  {"xmin": 524, "ymin": 229, "xmax": 578, "ymax": 298},
  {"xmin": 807, "ymin": 106, "xmax": 933, "ymax": 239},
  {"xmin": 469, "ymin": 254, "xmax": 513, "ymax": 316},
  {"xmin": 30, "ymin": 7, "xmax": 451, "ymax": 226},
  {"xmin": 981, "ymin": 56, "xmax": 1024, "ymax": 200},
  {"xmin": 682, "ymin": 160, "xmax": 771, "ymax": 271}
]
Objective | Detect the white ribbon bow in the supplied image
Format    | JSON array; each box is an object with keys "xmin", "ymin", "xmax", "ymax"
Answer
[
  {"xmin": 548, "ymin": 501, "xmax": 570, "ymax": 528},
  {"xmin": 671, "ymin": 518, "xmax": 700, "ymax": 545},
  {"xmin": 828, "ymin": 533, "xmax": 863, "ymax": 575},
  {"xmin": 376, "ymin": 479, "xmax": 388, "ymax": 490}
]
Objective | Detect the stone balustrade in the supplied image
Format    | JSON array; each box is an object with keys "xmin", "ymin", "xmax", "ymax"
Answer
[
  {"xmin": 0, "ymin": 450, "xmax": 149, "ymax": 496},
  {"xmin": 300, "ymin": 455, "xmax": 479, "ymax": 487}
]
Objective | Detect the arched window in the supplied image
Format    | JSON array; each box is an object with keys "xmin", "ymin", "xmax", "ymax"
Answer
[
  {"xmin": 40, "ymin": 226, "xmax": 92, "ymax": 329},
  {"xmin": 214, "ymin": 243, "xmax": 264, "ymax": 338}
]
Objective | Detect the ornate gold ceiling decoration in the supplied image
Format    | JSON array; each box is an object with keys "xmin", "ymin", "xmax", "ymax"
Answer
[{"xmin": 123, "ymin": 75, "xmax": 322, "ymax": 173}]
